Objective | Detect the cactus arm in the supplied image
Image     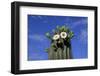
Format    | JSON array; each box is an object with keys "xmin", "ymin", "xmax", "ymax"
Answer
[
  {"xmin": 48, "ymin": 46, "xmax": 55, "ymax": 59},
  {"xmin": 63, "ymin": 45, "xmax": 67, "ymax": 59},
  {"xmin": 57, "ymin": 48, "xmax": 63, "ymax": 59}
]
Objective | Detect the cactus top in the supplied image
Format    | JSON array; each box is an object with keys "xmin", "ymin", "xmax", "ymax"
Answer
[{"xmin": 46, "ymin": 25, "xmax": 74, "ymax": 42}]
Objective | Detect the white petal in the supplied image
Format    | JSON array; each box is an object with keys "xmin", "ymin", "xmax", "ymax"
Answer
[
  {"xmin": 53, "ymin": 34, "xmax": 60, "ymax": 40},
  {"xmin": 60, "ymin": 32, "xmax": 67, "ymax": 39}
]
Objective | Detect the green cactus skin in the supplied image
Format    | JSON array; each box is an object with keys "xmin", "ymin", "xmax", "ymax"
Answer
[{"xmin": 47, "ymin": 42, "xmax": 72, "ymax": 60}]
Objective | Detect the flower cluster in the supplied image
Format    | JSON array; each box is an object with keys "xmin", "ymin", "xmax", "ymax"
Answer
[
  {"xmin": 46, "ymin": 25, "xmax": 74, "ymax": 41},
  {"xmin": 53, "ymin": 32, "xmax": 67, "ymax": 40}
]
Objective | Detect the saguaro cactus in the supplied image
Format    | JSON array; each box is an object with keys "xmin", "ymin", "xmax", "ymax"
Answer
[{"xmin": 46, "ymin": 25, "xmax": 74, "ymax": 60}]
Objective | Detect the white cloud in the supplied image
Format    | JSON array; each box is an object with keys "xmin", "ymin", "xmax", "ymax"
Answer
[
  {"xmin": 79, "ymin": 29, "xmax": 87, "ymax": 44},
  {"xmin": 31, "ymin": 15, "xmax": 43, "ymax": 19},
  {"xmin": 31, "ymin": 16, "xmax": 35, "ymax": 18},
  {"xmin": 37, "ymin": 16, "xmax": 43, "ymax": 19},
  {"xmin": 43, "ymin": 20, "xmax": 48, "ymax": 23},
  {"xmin": 70, "ymin": 19, "xmax": 87, "ymax": 29},
  {"xmin": 29, "ymin": 34, "xmax": 47, "ymax": 42}
]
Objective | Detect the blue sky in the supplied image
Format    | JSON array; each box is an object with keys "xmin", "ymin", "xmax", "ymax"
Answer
[{"xmin": 28, "ymin": 15, "xmax": 88, "ymax": 61}]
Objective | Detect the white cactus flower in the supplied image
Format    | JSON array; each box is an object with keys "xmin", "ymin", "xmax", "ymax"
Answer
[
  {"xmin": 53, "ymin": 34, "xmax": 60, "ymax": 40},
  {"xmin": 60, "ymin": 32, "xmax": 67, "ymax": 39}
]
